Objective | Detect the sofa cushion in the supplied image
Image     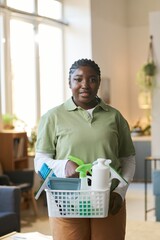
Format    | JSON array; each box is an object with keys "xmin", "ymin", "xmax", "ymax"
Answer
[
  {"xmin": 0, "ymin": 212, "xmax": 19, "ymax": 236},
  {"xmin": 152, "ymin": 170, "xmax": 160, "ymax": 195}
]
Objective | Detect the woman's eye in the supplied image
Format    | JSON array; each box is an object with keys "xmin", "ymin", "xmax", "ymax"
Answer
[
  {"xmin": 89, "ymin": 77, "xmax": 97, "ymax": 83},
  {"xmin": 74, "ymin": 78, "xmax": 82, "ymax": 82}
]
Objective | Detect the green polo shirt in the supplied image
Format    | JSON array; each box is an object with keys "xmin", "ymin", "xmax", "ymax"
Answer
[{"xmin": 36, "ymin": 97, "xmax": 135, "ymax": 175}]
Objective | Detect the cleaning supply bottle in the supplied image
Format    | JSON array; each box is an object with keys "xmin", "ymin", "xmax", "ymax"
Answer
[
  {"xmin": 75, "ymin": 163, "xmax": 92, "ymax": 216},
  {"xmin": 92, "ymin": 158, "xmax": 111, "ymax": 190},
  {"xmin": 75, "ymin": 163, "xmax": 92, "ymax": 190},
  {"xmin": 92, "ymin": 158, "xmax": 128, "ymax": 188}
]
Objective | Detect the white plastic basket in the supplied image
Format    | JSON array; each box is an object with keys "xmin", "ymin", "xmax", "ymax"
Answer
[{"xmin": 45, "ymin": 188, "xmax": 110, "ymax": 218}]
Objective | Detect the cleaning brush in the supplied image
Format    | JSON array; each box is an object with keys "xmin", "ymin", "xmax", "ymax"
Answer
[
  {"xmin": 35, "ymin": 163, "xmax": 56, "ymax": 200},
  {"xmin": 38, "ymin": 163, "xmax": 56, "ymax": 180}
]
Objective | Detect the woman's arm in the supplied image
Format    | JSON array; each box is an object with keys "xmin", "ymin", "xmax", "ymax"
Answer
[
  {"xmin": 34, "ymin": 152, "xmax": 79, "ymax": 178},
  {"xmin": 113, "ymin": 155, "xmax": 136, "ymax": 200},
  {"xmin": 34, "ymin": 152, "xmax": 68, "ymax": 177}
]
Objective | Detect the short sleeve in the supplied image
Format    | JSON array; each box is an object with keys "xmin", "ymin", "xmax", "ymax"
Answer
[
  {"xmin": 35, "ymin": 112, "xmax": 56, "ymax": 155},
  {"xmin": 117, "ymin": 113, "xmax": 135, "ymax": 157}
]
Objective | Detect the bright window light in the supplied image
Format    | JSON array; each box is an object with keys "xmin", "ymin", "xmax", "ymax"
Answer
[
  {"xmin": 39, "ymin": 23, "xmax": 63, "ymax": 115},
  {"xmin": 0, "ymin": 15, "xmax": 5, "ymax": 114},
  {"xmin": 10, "ymin": 19, "xmax": 36, "ymax": 128},
  {"xmin": 7, "ymin": 0, "xmax": 34, "ymax": 13},
  {"xmin": 38, "ymin": 0, "xmax": 62, "ymax": 20}
]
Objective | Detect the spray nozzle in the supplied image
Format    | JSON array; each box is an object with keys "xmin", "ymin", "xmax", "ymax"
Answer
[
  {"xmin": 68, "ymin": 155, "xmax": 92, "ymax": 177},
  {"xmin": 97, "ymin": 158, "xmax": 111, "ymax": 165},
  {"xmin": 68, "ymin": 155, "xmax": 84, "ymax": 166},
  {"xmin": 76, "ymin": 163, "xmax": 92, "ymax": 178}
]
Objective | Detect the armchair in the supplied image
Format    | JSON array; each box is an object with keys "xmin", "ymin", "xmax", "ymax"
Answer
[
  {"xmin": 0, "ymin": 186, "xmax": 21, "ymax": 237},
  {"xmin": 0, "ymin": 169, "xmax": 38, "ymax": 216}
]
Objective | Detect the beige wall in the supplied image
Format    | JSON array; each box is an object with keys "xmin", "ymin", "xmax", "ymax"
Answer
[
  {"xmin": 64, "ymin": 0, "xmax": 92, "ymax": 99},
  {"xmin": 91, "ymin": 0, "xmax": 129, "ymax": 120},
  {"xmin": 127, "ymin": 0, "xmax": 160, "ymax": 126},
  {"xmin": 91, "ymin": 0, "xmax": 160, "ymax": 126},
  {"xmin": 149, "ymin": 12, "xmax": 160, "ymax": 157},
  {"xmin": 63, "ymin": 0, "xmax": 160, "ymax": 126}
]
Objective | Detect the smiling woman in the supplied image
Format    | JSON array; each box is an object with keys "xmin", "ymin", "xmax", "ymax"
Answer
[
  {"xmin": 68, "ymin": 59, "xmax": 101, "ymax": 109},
  {"xmin": 34, "ymin": 58, "xmax": 135, "ymax": 240}
]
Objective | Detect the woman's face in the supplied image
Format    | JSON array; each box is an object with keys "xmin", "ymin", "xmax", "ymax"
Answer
[{"xmin": 69, "ymin": 66, "xmax": 100, "ymax": 109}]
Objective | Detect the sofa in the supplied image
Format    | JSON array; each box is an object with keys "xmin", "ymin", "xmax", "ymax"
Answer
[
  {"xmin": 0, "ymin": 168, "xmax": 38, "ymax": 216},
  {"xmin": 0, "ymin": 186, "xmax": 21, "ymax": 236},
  {"xmin": 153, "ymin": 170, "xmax": 160, "ymax": 221}
]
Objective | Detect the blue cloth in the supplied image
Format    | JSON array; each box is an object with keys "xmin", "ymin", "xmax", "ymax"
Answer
[
  {"xmin": 152, "ymin": 170, "xmax": 160, "ymax": 195},
  {"xmin": 155, "ymin": 196, "xmax": 160, "ymax": 221}
]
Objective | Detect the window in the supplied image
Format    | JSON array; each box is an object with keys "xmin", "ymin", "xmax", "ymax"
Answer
[
  {"xmin": 10, "ymin": 19, "xmax": 36, "ymax": 127},
  {"xmin": 7, "ymin": 0, "xmax": 34, "ymax": 13},
  {"xmin": 0, "ymin": 14, "xmax": 5, "ymax": 114},
  {"xmin": 6, "ymin": 0, "xmax": 62, "ymax": 20},
  {"xmin": 38, "ymin": 0, "xmax": 62, "ymax": 20},
  {"xmin": 0, "ymin": 1, "xmax": 65, "ymax": 132},
  {"xmin": 38, "ymin": 24, "xmax": 63, "ymax": 115}
]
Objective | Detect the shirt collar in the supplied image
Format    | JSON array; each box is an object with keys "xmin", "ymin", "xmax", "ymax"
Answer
[
  {"xmin": 64, "ymin": 97, "xmax": 77, "ymax": 111},
  {"xmin": 98, "ymin": 99, "xmax": 109, "ymax": 112},
  {"xmin": 64, "ymin": 97, "xmax": 109, "ymax": 112}
]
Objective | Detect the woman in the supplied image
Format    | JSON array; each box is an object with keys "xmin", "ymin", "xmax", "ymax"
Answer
[{"xmin": 34, "ymin": 58, "xmax": 135, "ymax": 240}]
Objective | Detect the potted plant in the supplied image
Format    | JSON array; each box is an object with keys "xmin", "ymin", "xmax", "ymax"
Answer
[
  {"xmin": 137, "ymin": 60, "xmax": 156, "ymax": 91},
  {"xmin": 28, "ymin": 127, "xmax": 37, "ymax": 153},
  {"xmin": 2, "ymin": 114, "xmax": 17, "ymax": 130},
  {"xmin": 137, "ymin": 36, "xmax": 156, "ymax": 91},
  {"xmin": 143, "ymin": 62, "xmax": 156, "ymax": 77}
]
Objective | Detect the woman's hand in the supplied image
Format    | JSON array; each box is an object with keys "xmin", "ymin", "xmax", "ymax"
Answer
[
  {"xmin": 109, "ymin": 192, "xmax": 123, "ymax": 215},
  {"xmin": 65, "ymin": 160, "xmax": 79, "ymax": 178}
]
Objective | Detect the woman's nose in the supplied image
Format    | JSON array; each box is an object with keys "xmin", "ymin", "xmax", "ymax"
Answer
[{"xmin": 81, "ymin": 79, "xmax": 89, "ymax": 88}]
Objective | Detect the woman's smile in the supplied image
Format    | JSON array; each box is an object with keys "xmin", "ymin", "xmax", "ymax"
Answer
[
  {"xmin": 69, "ymin": 66, "xmax": 100, "ymax": 109},
  {"xmin": 79, "ymin": 90, "xmax": 91, "ymax": 97}
]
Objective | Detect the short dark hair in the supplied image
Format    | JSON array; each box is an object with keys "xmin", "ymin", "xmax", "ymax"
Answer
[{"xmin": 69, "ymin": 58, "xmax": 101, "ymax": 80}]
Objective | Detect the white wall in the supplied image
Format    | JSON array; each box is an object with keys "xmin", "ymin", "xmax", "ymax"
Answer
[
  {"xmin": 63, "ymin": 0, "xmax": 160, "ymax": 126},
  {"xmin": 91, "ymin": 0, "xmax": 160, "ymax": 125},
  {"xmin": 91, "ymin": 0, "xmax": 129, "ymax": 120},
  {"xmin": 63, "ymin": 0, "xmax": 92, "ymax": 99},
  {"xmin": 127, "ymin": 0, "xmax": 160, "ymax": 125},
  {"xmin": 149, "ymin": 12, "xmax": 160, "ymax": 157}
]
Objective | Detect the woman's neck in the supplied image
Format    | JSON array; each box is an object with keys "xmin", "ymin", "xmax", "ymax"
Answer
[{"xmin": 72, "ymin": 96, "xmax": 100, "ymax": 110}]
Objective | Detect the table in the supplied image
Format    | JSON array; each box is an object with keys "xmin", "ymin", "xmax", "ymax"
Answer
[
  {"xmin": 0, "ymin": 232, "xmax": 17, "ymax": 239},
  {"xmin": 144, "ymin": 156, "xmax": 160, "ymax": 221},
  {"xmin": 0, "ymin": 231, "xmax": 52, "ymax": 240}
]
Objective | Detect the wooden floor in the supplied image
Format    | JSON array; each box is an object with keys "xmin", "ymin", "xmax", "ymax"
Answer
[{"xmin": 126, "ymin": 182, "xmax": 155, "ymax": 221}]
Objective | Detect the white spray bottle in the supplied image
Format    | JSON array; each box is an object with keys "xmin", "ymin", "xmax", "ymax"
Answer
[
  {"xmin": 92, "ymin": 158, "xmax": 128, "ymax": 190},
  {"xmin": 92, "ymin": 158, "xmax": 111, "ymax": 190}
]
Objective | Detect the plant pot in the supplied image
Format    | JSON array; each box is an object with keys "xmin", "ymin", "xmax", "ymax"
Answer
[{"xmin": 143, "ymin": 63, "xmax": 156, "ymax": 77}]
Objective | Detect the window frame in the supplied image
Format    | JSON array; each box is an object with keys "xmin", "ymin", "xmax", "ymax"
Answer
[{"xmin": 0, "ymin": 1, "xmax": 66, "ymax": 130}]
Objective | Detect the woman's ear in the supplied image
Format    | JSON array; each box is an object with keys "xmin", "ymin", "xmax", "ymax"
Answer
[{"xmin": 69, "ymin": 80, "xmax": 71, "ymax": 88}]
